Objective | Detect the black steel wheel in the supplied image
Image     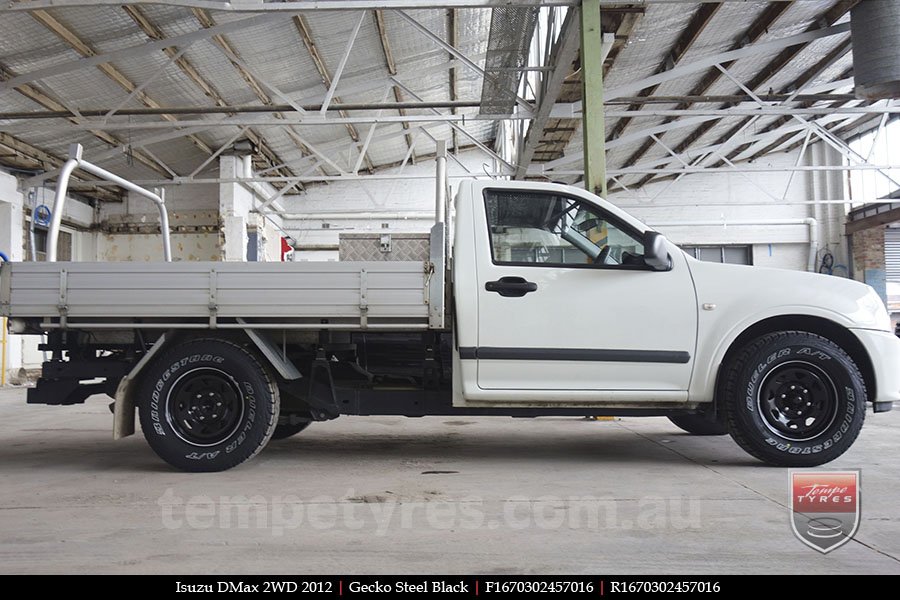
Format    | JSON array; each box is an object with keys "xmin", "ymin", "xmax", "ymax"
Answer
[
  {"xmin": 722, "ymin": 331, "xmax": 866, "ymax": 467},
  {"xmin": 138, "ymin": 338, "xmax": 279, "ymax": 472},
  {"xmin": 756, "ymin": 362, "xmax": 837, "ymax": 442},
  {"xmin": 167, "ymin": 368, "xmax": 245, "ymax": 446}
]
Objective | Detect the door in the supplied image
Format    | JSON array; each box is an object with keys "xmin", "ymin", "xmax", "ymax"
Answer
[{"xmin": 473, "ymin": 187, "xmax": 697, "ymax": 395}]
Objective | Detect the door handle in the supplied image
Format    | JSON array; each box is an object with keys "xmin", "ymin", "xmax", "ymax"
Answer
[{"xmin": 485, "ymin": 276, "xmax": 538, "ymax": 297}]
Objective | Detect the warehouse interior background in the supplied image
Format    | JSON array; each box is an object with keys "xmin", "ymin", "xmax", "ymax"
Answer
[{"xmin": 0, "ymin": 0, "xmax": 898, "ymax": 381}]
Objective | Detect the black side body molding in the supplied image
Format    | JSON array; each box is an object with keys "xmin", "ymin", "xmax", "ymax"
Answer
[{"xmin": 458, "ymin": 347, "xmax": 690, "ymax": 364}]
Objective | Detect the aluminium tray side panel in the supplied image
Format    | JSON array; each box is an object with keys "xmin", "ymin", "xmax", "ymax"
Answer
[{"xmin": 1, "ymin": 261, "xmax": 429, "ymax": 323}]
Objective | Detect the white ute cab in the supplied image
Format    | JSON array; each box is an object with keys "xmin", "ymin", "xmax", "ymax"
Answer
[
  {"xmin": 3, "ymin": 163, "xmax": 898, "ymax": 471},
  {"xmin": 453, "ymin": 180, "xmax": 899, "ymax": 467}
]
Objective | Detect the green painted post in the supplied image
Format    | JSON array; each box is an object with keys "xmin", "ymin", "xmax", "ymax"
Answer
[{"xmin": 581, "ymin": 0, "xmax": 607, "ymax": 198}]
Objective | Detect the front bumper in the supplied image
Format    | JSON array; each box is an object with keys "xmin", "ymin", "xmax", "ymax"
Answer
[{"xmin": 852, "ymin": 327, "xmax": 900, "ymax": 411}]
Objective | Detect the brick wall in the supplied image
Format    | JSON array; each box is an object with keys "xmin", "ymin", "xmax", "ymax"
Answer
[
  {"xmin": 851, "ymin": 225, "xmax": 888, "ymax": 305},
  {"xmin": 851, "ymin": 225, "xmax": 886, "ymax": 275}
]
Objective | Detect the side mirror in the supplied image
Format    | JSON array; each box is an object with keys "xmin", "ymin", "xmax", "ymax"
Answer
[{"xmin": 643, "ymin": 231, "xmax": 670, "ymax": 271}]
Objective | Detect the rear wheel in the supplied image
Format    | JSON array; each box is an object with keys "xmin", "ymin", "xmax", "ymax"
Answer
[
  {"xmin": 722, "ymin": 331, "xmax": 866, "ymax": 467},
  {"xmin": 137, "ymin": 338, "xmax": 279, "ymax": 472},
  {"xmin": 668, "ymin": 414, "xmax": 727, "ymax": 436}
]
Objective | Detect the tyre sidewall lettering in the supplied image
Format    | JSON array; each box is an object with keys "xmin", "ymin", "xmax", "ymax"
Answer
[
  {"xmin": 746, "ymin": 348, "xmax": 791, "ymax": 410},
  {"xmin": 225, "ymin": 382, "xmax": 258, "ymax": 455}
]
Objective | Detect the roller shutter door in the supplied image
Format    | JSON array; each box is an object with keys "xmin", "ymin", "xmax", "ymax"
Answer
[{"xmin": 887, "ymin": 228, "xmax": 900, "ymax": 282}]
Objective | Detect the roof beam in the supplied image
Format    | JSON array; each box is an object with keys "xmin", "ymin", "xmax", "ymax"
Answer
[
  {"xmin": 394, "ymin": 8, "xmax": 532, "ymax": 112},
  {"xmin": 27, "ymin": 8, "xmax": 213, "ymax": 159},
  {"xmin": 80, "ymin": 161, "xmax": 898, "ymax": 189},
  {"xmin": 373, "ymin": 9, "xmax": 416, "ymax": 162},
  {"xmin": 598, "ymin": 112, "xmax": 863, "ymax": 188},
  {"xmin": 27, "ymin": 116, "xmax": 477, "ymax": 189},
  {"xmin": 448, "ymin": 7, "xmax": 459, "ymax": 155},
  {"xmin": 0, "ymin": 11, "xmax": 285, "ymax": 93},
  {"xmin": 122, "ymin": 6, "xmax": 301, "ymax": 186},
  {"xmin": 573, "ymin": 16, "xmax": 846, "ymax": 109},
  {"xmin": 7, "ymin": 2, "xmax": 815, "ymax": 14},
  {"xmin": 191, "ymin": 8, "xmax": 319, "ymax": 180},
  {"xmin": 0, "ymin": 100, "xmax": 483, "ymax": 120},
  {"xmin": 24, "ymin": 124, "xmax": 221, "ymax": 186},
  {"xmin": 319, "ymin": 10, "xmax": 365, "ymax": 114},
  {"xmin": 0, "ymin": 132, "xmax": 120, "ymax": 201},
  {"xmin": 726, "ymin": 48, "xmax": 853, "ymax": 163},
  {"xmin": 0, "ymin": 62, "xmax": 169, "ymax": 179},
  {"xmin": 635, "ymin": 0, "xmax": 858, "ymax": 188},
  {"xmin": 191, "ymin": 8, "xmax": 275, "ymax": 106},
  {"xmin": 524, "ymin": 6, "xmax": 641, "ymax": 167},
  {"xmin": 514, "ymin": 7, "xmax": 580, "ymax": 179},
  {"xmin": 615, "ymin": 1, "xmax": 790, "ymax": 188},
  {"xmin": 17, "ymin": 100, "xmax": 896, "ymax": 134},
  {"xmin": 3, "ymin": 1, "xmax": 583, "ymax": 13},
  {"xmin": 393, "ymin": 79, "xmax": 515, "ymax": 171},
  {"xmin": 293, "ymin": 14, "xmax": 374, "ymax": 172},
  {"xmin": 846, "ymin": 205, "xmax": 900, "ymax": 235},
  {"xmin": 607, "ymin": 2, "xmax": 722, "ymax": 143},
  {"xmin": 533, "ymin": 79, "xmax": 860, "ymax": 172},
  {"xmin": 123, "ymin": 6, "xmax": 223, "ymax": 107},
  {"xmin": 0, "ymin": 112, "xmax": 533, "ymax": 134}
]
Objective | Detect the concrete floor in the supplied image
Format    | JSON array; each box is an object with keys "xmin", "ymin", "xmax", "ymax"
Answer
[{"xmin": 0, "ymin": 386, "xmax": 898, "ymax": 575}]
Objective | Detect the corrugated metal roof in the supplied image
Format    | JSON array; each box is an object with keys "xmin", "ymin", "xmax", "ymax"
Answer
[
  {"xmin": 0, "ymin": 3, "xmax": 499, "ymax": 191},
  {"xmin": 0, "ymin": 0, "xmax": 869, "ymax": 198}
]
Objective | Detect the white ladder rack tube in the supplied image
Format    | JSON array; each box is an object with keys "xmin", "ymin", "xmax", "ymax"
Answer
[
  {"xmin": 434, "ymin": 140, "xmax": 447, "ymax": 226},
  {"xmin": 47, "ymin": 144, "xmax": 172, "ymax": 262}
]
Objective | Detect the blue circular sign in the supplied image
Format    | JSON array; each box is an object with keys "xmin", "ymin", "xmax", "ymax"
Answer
[{"xmin": 34, "ymin": 204, "xmax": 51, "ymax": 227}]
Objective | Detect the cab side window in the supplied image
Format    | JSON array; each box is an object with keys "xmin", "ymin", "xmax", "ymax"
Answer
[{"xmin": 484, "ymin": 190, "xmax": 646, "ymax": 268}]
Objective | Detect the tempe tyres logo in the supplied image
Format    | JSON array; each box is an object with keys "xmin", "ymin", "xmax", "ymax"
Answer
[{"xmin": 790, "ymin": 470, "xmax": 860, "ymax": 553}]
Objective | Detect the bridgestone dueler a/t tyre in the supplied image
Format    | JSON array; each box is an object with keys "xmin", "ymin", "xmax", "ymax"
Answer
[
  {"xmin": 722, "ymin": 331, "xmax": 866, "ymax": 467},
  {"xmin": 137, "ymin": 338, "xmax": 279, "ymax": 472}
]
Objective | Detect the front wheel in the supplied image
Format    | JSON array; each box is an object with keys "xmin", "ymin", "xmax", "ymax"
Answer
[
  {"xmin": 722, "ymin": 331, "xmax": 866, "ymax": 467},
  {"xmin": 137, "ymin": 338, "xmax": 279, "ymax": 472}
]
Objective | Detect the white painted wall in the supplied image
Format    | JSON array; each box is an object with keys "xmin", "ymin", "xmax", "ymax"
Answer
[
  {"xmin": 2, "ymin": 174, "xmax": 100, "ymax": 375},
  {"xmin": 97, "ymin": 182, "xmax": 221, "ymax": 262},
  {"xmin": 68, "ymin": 159, "xmax": 288, "ymax": 264},
  {"xmin": 98, "ymin": 230, "xmax": 220, "ymax": 262},
  {"xmin": 0, "ymin": 171, "xmax": 25, "ymax": 380},
  {"xmin": 260, "ymin": 215, "xmax": 286, "ymax": 262},
  {"xmin": 610, "ymin": 142, "xmax": 849, "ymax": 272},
  {"xmin": 219, "ymin": 156, "xmax": 253, "ymax": 261},
  {"xmin": 28, "ymin": 185, "xmax": 94, "ymax": 227},
  {"xmin": 218, "ymin": 155, "xmax": 288, "ymax": 262},
  {"xmin": 279, "ymin": 151, "xmax": 489, "ymax": 260},
  {"xmin": 280, "ymin": 144, "xmax": 847, "ymax": 270},
  {"xmin": 0, "ymin": 171, "xmax": 24, "ymax": 262},
  {"xmin": 27, "ymin": 185, "xmax": 96, "ymax": 262},
  {"xmin": 99, "ymin": 183, "xmax": 219, "ymax": 218}
]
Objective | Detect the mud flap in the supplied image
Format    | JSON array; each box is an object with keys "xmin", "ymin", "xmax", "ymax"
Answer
[{"xmin": 113, "ymin": 331, "xmax": 172, "ymax": 440}]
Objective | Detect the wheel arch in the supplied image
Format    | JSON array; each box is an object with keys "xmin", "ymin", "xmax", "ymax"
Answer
[{"xmin": 713, "ymin": 315, "xmax": 875, "ymax": 413}]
